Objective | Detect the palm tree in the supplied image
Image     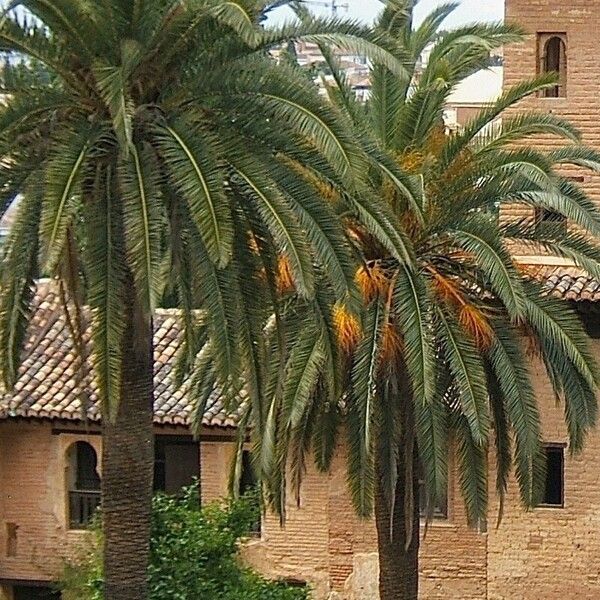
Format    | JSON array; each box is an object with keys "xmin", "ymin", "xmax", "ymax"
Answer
[
  {"xmin": 253, "ymin": 2, "xmax": 600, "ymax": 599},
  {"xmin": 0, "ymin": 1, "xmax": 408, "ymax": 597}
]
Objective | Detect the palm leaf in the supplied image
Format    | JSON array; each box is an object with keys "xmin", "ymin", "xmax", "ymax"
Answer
[
  {"xmin": 39, "ymin": 125, "xmax": 94, "ymax": 273},
  {"xmin": 119, "ymin": 142, "xmax": 167, "ymax": 313},
  {"xmin": 153, "ymin": 119, "xmax": 233, "ymax": 267},
  {"xmin": 347, "ymin": 299, "xmax": 384, "ymax": 516},
  {"xmin": 448, "ymin": 214, "xmax": 525, "ymax": 319},
  {"xmin": 393, "ymin": 265, "xmax": 435, "ymax": 406},
  {"xmin": 488, "ymin": 325, "xmax": 544, "ymax": 506},
  {"xmin": 435, "ymin": 306, "xmax": 490, "ymax": 445},
  {"xmin": 85, "ymin": 165, "xmax": 128, "ymax": 420},
  {"xmin": 0, "ymin": 186, "xmax": 41, "ymax": 389}
]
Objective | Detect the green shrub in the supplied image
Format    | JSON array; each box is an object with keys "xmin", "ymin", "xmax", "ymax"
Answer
[{"xmin": 61, "ymin": 486, "xmax": 309, "ymax": 600}]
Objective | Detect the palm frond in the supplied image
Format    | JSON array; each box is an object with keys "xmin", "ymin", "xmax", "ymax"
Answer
[
  {"xmin": 85, "ymin": 165, "xmax": 128, "ymax": 420},
  {"xmin": 39, "ymin": 124, "xmax": 94, "ymax": 273},
  {"xmin": 488, "ymin": 325, "xmax": 544, "ymax": 507},
  {"xmin": 393, "ymin": 265, "xmax": 435, "ymax": 405},
  {"xmin": 230, "ymin": 159, "xmax": 316, "ymax": 298},
  {"xmin": 347, "ymin": 299, "xmax": 384, "ymax": 517},
  {"xmin": 448, "ymin": 214, "xmax": 525, "ymax": 319},
  {"xmin": 119, "ymin": 142, "xmax": 167, "ymax": 313},
  {"xmin": 435, "ymin": 306, "xmax": 490, "ymax": 445},
  {"xmin": 0, "ymin": 186, "xmax": 41, "ymax": 389},
  {"xmin": 153, "ymin": 119, "xmax": 233, "ymax": 267},
  {"xmin": 451, "ymin": 410, "xmax": 487, "ymax": 527}
]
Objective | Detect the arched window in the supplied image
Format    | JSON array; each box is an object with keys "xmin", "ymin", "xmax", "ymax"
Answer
[
  {"xmin": 67, "ymin": 441, "xmax": 101, "ymax": 529},
  {"xmin": 539, "ymin": 34, "xmax": 567, "ymax": 97}
]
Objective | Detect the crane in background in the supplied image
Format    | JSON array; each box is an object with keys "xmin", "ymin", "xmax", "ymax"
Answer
[{"xmin": 302, "ymin": 0, "xmax": 349, "ymax": 16}]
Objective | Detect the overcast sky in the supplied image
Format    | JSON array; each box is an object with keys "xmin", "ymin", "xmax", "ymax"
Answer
[{"xmin": 270, "ymin": 0, "xmax": 504, "ymax": 26}]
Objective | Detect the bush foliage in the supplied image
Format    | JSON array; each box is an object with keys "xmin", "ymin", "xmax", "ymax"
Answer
[{"xmin": 61, "ymin": 487, "xmax": 309, "ymax": 600}]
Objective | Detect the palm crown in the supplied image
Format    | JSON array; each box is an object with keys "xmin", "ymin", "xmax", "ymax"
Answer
[
  {"xmin": 0, "ymin": 1, "xmax": 449, "ymax": 592},
  {"xmin": 0, "ymin": 0, "xmax": 414, "ymax": 421},
  {"xmin": 254, "ymin": 0, "xmax": 600, "ymax": 528}
]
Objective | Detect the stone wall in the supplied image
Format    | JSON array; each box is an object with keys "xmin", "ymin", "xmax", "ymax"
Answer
[{"xmin": 0, "ymin": 422, "xmax": 232, "ymax": 589}]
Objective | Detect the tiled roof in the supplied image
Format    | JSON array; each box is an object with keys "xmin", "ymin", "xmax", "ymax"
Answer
[
  {"xmin": 0, "ymin": 283, "xmax": 239, "ymax": 428},
  {"xmin": 0, "ymin": 264, "xmax": 598, "ymax": 426},
  {"xmin": 521, "ymin": 264, "xmax": 600, "ymax": 302}
]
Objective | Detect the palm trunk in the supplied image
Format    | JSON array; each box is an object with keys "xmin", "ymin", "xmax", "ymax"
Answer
[
  {"xmin": 374, "ymin": 385, "xmax": 420, "ymax": 600},
  {"xmin": 101, "ymin": 285, "xmax": 154, "ymax": 600}
]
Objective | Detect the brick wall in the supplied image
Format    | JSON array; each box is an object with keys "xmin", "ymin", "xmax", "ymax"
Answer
[
  {"xmin": 486, "ymin": 341, "xmax": 600, "ymax": 599},
  {"xmin": 242, "ymin": 450, "xmax": 333, "ymax": 598},
  {"xmin": 0, "ymin": 422, "xmax": 84, "ymax": 582},
  {"xmin": 200, "ymin": 439, "xmax": 235, "ymax": 503},
  {"xmin": 502, "ymin": 0, "xmax": 600, "ymax": 230},
  {"xmin": 242, "ymin": 441, "xmax": 487, "ymax": 600},
  {"xmin": 4, "ymin": 367, "xmax": 600, "ymax": 600},
  {"xmin": 0, "ymin": 422, "xmax": 231, "ymax": 588},
  {"xmin": 494, "ymin": 4, "xmax": 600, "ymax": 595}
]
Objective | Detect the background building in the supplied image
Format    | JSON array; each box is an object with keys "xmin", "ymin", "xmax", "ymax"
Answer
[{"xmin": 3, "ymin": 1, "xmax": 600, "ymax": 598}]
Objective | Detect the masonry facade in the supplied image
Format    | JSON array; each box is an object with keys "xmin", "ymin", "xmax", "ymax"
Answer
[
  {"xmin": 503, "ymin": 0, "xmax": 600, "ymax": 232},
  {"xmin": 4, "ymin": 1, "xmax": 600, "ymax": 598},
  {"xmin": 3, "ymin": 284, "xmax": 600, "ymax": 600},
  {"xmin": 4, "ymin": 348, "xmax": 600, "ymax": 600}
]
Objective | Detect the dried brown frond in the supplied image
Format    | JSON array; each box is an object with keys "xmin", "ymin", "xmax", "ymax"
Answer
[
  {"xmin": 429, "ymin": 268, "xmax": 465, "ymax": 307},
  {"xmin": 315, "ymin": 179, "xmax": 340, "ymax": 203},
  {"xmin": 397, "ymin": 149, "xmax": 424, "ymax": 174},
  {"xmin": 247, "ymin": 232, "xmax": 260, "ymax": 255},
  {"xmin": 355, "ymin": 264, "xmax": 389, "ymax": 303},
  {"xmin": 423, "ymin": 124, "xmax": 448, "ymax": 157},
  {"xmin": 333, "ymin": 303, "xmax": 361, "ymax": 353},
  {"xmin": 276, "ymin": 255, "xmax": 295, "ymax": 295},
  {"xmin": 428, "ymin": 267, "xmax": 493, "ymax": 349},
  {"xmin": 458, "ymin": 303, "xmax": 493, "ymax": 350},
  {"xmin": 399, "ymin": 211, "xmax": 422, "ymax": 240},
  {"xmin": 380, "ymin": 322, "xmax": 403, "ymax": 364}
]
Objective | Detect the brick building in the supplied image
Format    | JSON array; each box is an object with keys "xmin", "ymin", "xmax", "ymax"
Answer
[
  {"xmin": 4, "ymin": 1, "xmax": 600, "ymax": 599},
  {"xmin": 2, "ymin": 271, "xmax": 600, "ymax": 600}
]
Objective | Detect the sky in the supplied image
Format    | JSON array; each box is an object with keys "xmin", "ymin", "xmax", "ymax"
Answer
[
  {"xmin": 270, "ymin": 0, "xmax": 504, "ymax": 26},
  {"xmin": 0, "ymin": 0, "xmax": 505, "ymax": 26}
]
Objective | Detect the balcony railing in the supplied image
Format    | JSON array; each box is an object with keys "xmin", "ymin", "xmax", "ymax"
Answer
[{"xmin": 69, "ymin": 489, "xmax": 101, "ymax": 529}]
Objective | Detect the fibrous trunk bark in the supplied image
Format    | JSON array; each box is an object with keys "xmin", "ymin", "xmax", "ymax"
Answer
[
  {"xmin": 102, "ymin": 285, "xmax": 154, "ymax": 600},
  {"xmin": 374, "ymin": 393, "xmax": 420, "ymax": 600}
]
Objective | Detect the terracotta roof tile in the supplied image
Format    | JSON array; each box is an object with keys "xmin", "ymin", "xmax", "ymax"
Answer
[
  {"xmin": 520, "ymin": 264, "xmax": 600, "ymax": 302},
  {"xmin": 1, "ymin": 265, "xmax": 596, "ymax": 426},
  {"xmin": 0, "ymin": 282, "xmax": 240, "ymax": 428}
]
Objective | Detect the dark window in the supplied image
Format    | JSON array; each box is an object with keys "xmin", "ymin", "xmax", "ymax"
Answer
[
  {"xmin": 68, "ymin": 442, "xmax": 101, "ymax": 529},
  {"xmin": 539, "ymin": 34, "xmax": 567, "ymax": 97},
  {"xmin": 239, "ymin": 450, "xmax": 257, "ymax": 496},
  {"xmin": 13, "ymin": 585, "xmax": 61, "ymax": 600},
  {"xmin": 239, "ymin": 450, "xmax": 261, "ymax": 534},
  {"xmin": 539, "ymin": 445, "xmax": 565, "ymax": 507},
  {"xmin": 282, "ymin": 579, "xmax": 307, "ymax": 588},
  {"xmin": 418, "ymin": 464, "xmax": 448, "ymax": 519},
  {"xmin": 535, "ymin": 208, "xmax": 567, "ymax": 237},
  {"xmin": 579, "ymin": 308, "xmax": 600, "ymax": 339},
  {"xmin": 153, "ymin": 436, "xmax": 199, "ymax": 496},
  {"xmin": 582, "ymin": 314, "xmax": 600, "ymax": 339}
]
